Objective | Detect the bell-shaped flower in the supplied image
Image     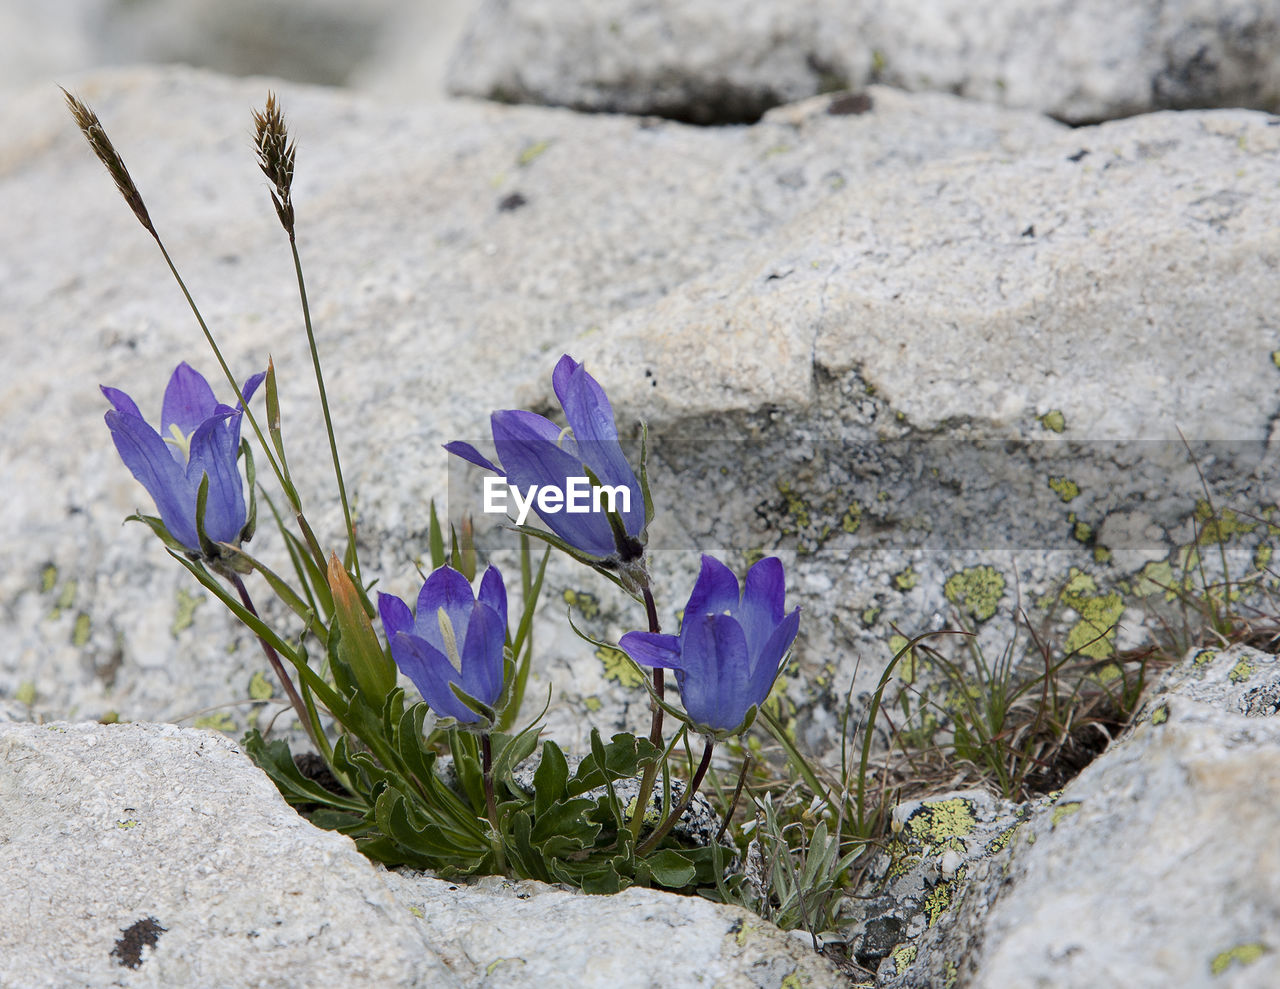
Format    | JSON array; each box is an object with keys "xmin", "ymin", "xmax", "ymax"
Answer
[
  {"xmin": 620, "ymin": 555, "xmax": 800, "ymax": 736},
  {"xmin": 446, "ymin": 355, "xmax": 649, "ymax": 571},
  {"xmin": 102, "ymin": 362, "xmax": 264, "ymax": 556},
  {"xmin": 377, "ymin": 565, "xmax": 510, "ymax": 726}
]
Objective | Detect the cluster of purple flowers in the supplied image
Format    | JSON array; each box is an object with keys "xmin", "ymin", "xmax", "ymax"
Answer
[{"xmin": 104, "ymin": 355, "xmax": 799, "ymax": 737}]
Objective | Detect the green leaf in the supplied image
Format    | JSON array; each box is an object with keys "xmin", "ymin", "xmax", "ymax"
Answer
[
  {"xmin": 242, "ymin": 730, "xmax": 366, "ymax": 812},
  {"xmin": 428, "ymin": 501, "xmax": 447, "ymax": 570},
  {"xmin": 533, "ymin": 740, "xmax": 568, "ymax": 817},
  {"xmin": 644, "ymin": 849, "xmax": 697, "ymax": 889},
  {"xmin": 239, "ymin": 440, "xmax": 257, "ymax": 544}
]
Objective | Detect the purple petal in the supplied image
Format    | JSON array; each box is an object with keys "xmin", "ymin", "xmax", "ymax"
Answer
[
  {"xmin": 162, "ymin": 363, "xmax": 219, "ymax": 440},
  {"xmin": 683, "ymin": 556, "xmax": 742, "ymax": 627},
  {"xmin": 414, "ymin": 566, "xmax": 477, "ymax": 655},
  {"xmin": 740, "ymin": 557, "xmax": 786, "ymax": 658},
  {"xmin": 477, "ymin": 565, "xmax": 507, "ymax": 634},
  {"xmin": 228, "ymin": 372, "xmax": 266, "ymax": 450},
  {"xmin": 619, "ymin": 631, "xmax": 682, "ymax": 670},
  {"xmin": 552, "ymin": 358, "xmax": 644, "ymax": 533},
  {"xmin": 185, "ymin": 410, "xmax": 245, "ymax": 544},
  {"xmin": 390, "ymin": 632, "xmax": 477, "ymax": 723},
  {"xmin": 747, "ymin": 607, "xmax": 800, "ymax": 709},
  {"xmin": 678, "ymin": 614, "xmax": 750, "ymax": 733},
  {"xmin": 492, "ymin": 410, "xmax": 617, "ymax": 557},
  {"xmin": 104, "ymin": 409, "xmax": 199, "ymax": 551},
  {"xmin": 101, "ymin": 385, "xmax": 143, "ymax": 420},
  {"xmin": 460, "ymin": 600, "xmax": 506, "ymax": 707},
  {"xmin": 445, "ymin": 440, "xmax": 501, "ymax": 474},
  {"xmin": 377, "ymin": 592, "xmax": 414, "ymax": 642}
]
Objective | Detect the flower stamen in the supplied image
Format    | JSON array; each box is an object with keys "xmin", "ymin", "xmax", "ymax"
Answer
[{"xmin": 437, "ymin": 607, "xmax": 464, "ymax": 673}]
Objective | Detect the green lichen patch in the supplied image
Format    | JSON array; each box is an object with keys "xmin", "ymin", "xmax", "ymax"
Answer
[
  {"xmin": 907, "ymin": 798, "xmax": 977, "ymax": 844},
  {"xmin": 924, "ymin": 868, "xmax": 965, "ymax": 926},
  {"xmin": 1194, "ymin": 501, "xmax": 1256, "ymax": 545},
  {"xmin": 15, "ymin": 681, "xmax": 36, "ymax": 706},
  {"xmin": 582, "ymin": 695, "xmax": 602, "ymax": 712},
  {"xmin": 1038, "ymin": 409, "xmax": 1067, "ymax": 433},
  {"xmin": 1072, "ymin": 519, "xmax": 1094, "ymax": 544},
  {"xmin": 516, "ymin": 139, "xmax": 552, "ymax": 166},
  {"xmin": 893, "ymin": 566, "xmax": 919, "ymax": 591},
  {"xmin": 248, "ymin": 671, "xmax": 273, "ymax": 701},
  {"xmin": 194, "ymin": 712, "xmax": 236, "ymax": 732},
  {"xmin": 563, "ymin": 588, "xmax": 600, "ymax": 621},
  {"xmin": 1254, "ymin": 543, "xmax": 1272, "ymax": 571},
  {"xmin": 944, "ymin": 565, "xmax": 1006, "ymax": 622},
  {"xmin": 1194, "ymin": 649, "xmax": 1218, "ymax": 667},
  {"xmin": 1059, "ymin": 570, "xmax": 1124, "ymax": 659},
  {"xmin": 598, "ymin": 646, "xmax": 644, "ymax": 688},
  {"xmin": 888, "ymin": 634, "xmax": 919, "ymax": 683},
  {"xmin": 860, "ymin": 606, "xmax": 881, "ymax": 628},
  {"xmin": 841, "ymin": 501, "xmax": 863, "ymax": 533},
  {"xmin": 1228, "ymin": 658, "xmax": 1255, "ymax": 683},
  {"xmin": 985, "ymin": 823, "xmax": 1021, "ymax": 855},
  {"xmin": 171, "ymin": 587, "xmax": 203, "ymax": 636},
  {"xmin": 776, "ymin": 480, "xmax": 811, "ymax": 529},
  {"xmin": 39, "ymin": 564, "xmax": 58, "ymax": 594},
  {"xmin": 48, "ymin": 579, "xmax": 77, "ymax": 620},
  {"xmin": 779, "ymin": 975, "xmax": 804, "ymax": 989},
  {"xmin": 1048, "ymin": 476, "xmax": 1080, "ymax": 502},
  {"xmin": 72, "ymin": 613, "xmax": 91, "ymax": 648},
  {"xmin": 1210, "ymin": 942, "xmax": 1268, "ymax": 976},
  {"xmin": 116, "ymin": 819, "xmax": 139, "ymax": 830},
  {"xmin": 1050, "ymin": 801, "xmax": 1082, "ymax": 827},
  {"xmin": 1092, "ymin": 545, "xmax": 1112, "ymax": 564},
  {"xmin": 408, "ymin": 905, "xmax": 424, "ymax": 919},
  {"xmin": 1151, "ymin": 703, "xmax": 1169, "ymax": 725},
  {"xmin": 943, "ymin": 959, "xmax": 958, "ymax": 989},
  {"xmin": 891, "ymin": 944, "xmax": 917, "ymax": 971},
  {"xmin": 1133, "ymin": 560, "xmax": 1175, "ymax": 598}
]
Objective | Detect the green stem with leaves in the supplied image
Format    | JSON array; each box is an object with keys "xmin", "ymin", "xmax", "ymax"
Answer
[{"xmin": 636, "ymin": 739, "xmax": 714, "ymax": 856}]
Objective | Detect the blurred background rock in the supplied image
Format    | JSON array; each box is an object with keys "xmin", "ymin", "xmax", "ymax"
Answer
[{"xmin": 0, "ymin": 0, "xmax": 479, "ymax": 97}]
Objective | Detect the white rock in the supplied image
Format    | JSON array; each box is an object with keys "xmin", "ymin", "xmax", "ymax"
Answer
[
  {"xmin": 448, "ymin": 0, "xmax": 1280, "ymax": 124},
  {"xmin": 0, "ymin": 722, "xmax": 451, "ymax": 987}
]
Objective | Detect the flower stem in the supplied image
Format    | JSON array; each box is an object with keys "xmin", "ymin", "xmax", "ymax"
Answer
[
  {"xmin": 628, "ymin": 585, "xmax": 665, "ymax": 842},
  {"xmin": 288, "ymin": 236, "xmax": 361, "ymax": 581},
  {"xmin": 715, "ymin": 754, "xmax": 751, "ymax": 845},
  {"xmin": 229, "ymin": 573, "xmax": 317, "ymax": 748},
  {"xmin": 148, "ymin": 231, "xmax": 327, "ymax": 573},
  {"xmin": 481, "ymin": 733, "xmax": 506, "ymax": 874},
  {"xmin": 637, "ymin": 739, "xmax": 714, "ymax": 857}
]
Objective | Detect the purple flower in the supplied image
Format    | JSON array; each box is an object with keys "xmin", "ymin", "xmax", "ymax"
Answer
[
  {"xmin": 620, "ymin": 556, "xmax": 800, "ymax": 735},
  {"xmin": 377, "ymin": 565, "xmax": 509, "ymax": 725},
  {"xmin": 102, "ymin": 362, "xmax": 264, "ymax": 556},
  {"xmin": 446, "ymin": 355, "xmax": 648, "ymax": 566}
]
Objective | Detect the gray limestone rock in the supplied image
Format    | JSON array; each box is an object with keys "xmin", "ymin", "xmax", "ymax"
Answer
[
  {"xmin": 878, "ymin": 644, "xmax": 1280, "ymax": 987},
  {"xmin": 0, "ymin": 721, "xmax": 452, "ymax": 987},
  {"xmin": 448, "ymin": 0, "xmax": 1280, "ymax": 124},
  {"xmin": 0, "ymin": 721, "xmax": 847, "ymax": 988}
]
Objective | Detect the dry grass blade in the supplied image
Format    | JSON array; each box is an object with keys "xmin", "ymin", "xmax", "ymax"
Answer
[
  {"xmin": 61, "ymin": 88, "xmax": 154, "ymax": 234},
  {"xmin": 252, "ymin": 91, "xmax": 296, "ymax": 235}
]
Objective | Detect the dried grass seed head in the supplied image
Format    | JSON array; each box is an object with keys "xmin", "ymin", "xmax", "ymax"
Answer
[
  {"xmin": 61, "ymin": 87, "xmax": 154, "ymax": 233},
  {"xmin": 252, "ymin": 91, "xmax": 296, "ymax": 234}
]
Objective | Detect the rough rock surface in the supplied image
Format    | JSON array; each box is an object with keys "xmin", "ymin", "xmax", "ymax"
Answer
[
  {"xmin": 0, "ymin": 721, "xmax": 451, "ymax": 987},
  {"xmin": 0, "ymin": 721, "xmax": 846, "ymax": 988},
  {"xmin": 4, "ymin": 67, "xmax": 1280, "ymax": 764},
  {"xmin": 448, "ymin": 0, "xmax": 1280, "ymax": 124},
  {"xmin": 877, "ymin": 644, "xmax": 1280, "ymax": 987}
]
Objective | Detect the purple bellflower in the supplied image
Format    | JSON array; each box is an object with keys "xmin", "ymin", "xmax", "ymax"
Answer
[
  {"xmin": 378, "ymin": 565, "xmax": 509, "ymax": 726},
  {"xmin": 620, "ymin": 556, "xmax": 800, "ymax": 736},
  {"xmin": 446, "ymin": 355, "xmax": 649, "ymax": 575},
  {"xmin": 102, "ymin": 362, "xmax": 264, "ymax": 557}
]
